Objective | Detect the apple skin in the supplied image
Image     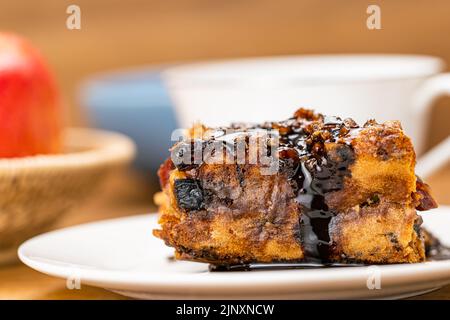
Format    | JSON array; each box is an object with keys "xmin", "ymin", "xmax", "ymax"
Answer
[{"xmin": 0, "ymin": 32, "xmax": 62, "ymax": 158}]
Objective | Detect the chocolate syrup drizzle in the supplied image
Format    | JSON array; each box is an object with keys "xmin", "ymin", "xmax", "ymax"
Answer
[
  {"xmin": 173, "ymin": 109, "xmax": 360, "ymax": 265},
  {"xmin": 171, "ymin": 109, "xmax": 448, "ymax": 270},
  {"xmin": 268, "ymin": 110, "xmax": 358, "ymax": 263}
]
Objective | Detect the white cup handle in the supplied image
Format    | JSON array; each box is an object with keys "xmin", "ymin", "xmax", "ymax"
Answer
[{"xmin": 413, "ymin": 73, "xmax": 450, "ymax": 178}]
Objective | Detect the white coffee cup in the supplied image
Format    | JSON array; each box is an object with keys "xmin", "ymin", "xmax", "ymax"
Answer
[{"xmin": 163, "ymin": 55, "xmax": 450, "ymax": 178}]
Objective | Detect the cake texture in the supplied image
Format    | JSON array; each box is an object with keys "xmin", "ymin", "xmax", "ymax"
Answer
[{"xmin": 153, "ymin": 108, "xmax": 437, "ymax": 265}]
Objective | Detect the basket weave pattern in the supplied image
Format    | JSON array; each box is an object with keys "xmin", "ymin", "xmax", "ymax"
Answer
[{"xmin": 0, "ymin": 128, "xmax": 135, "ymax": 264}]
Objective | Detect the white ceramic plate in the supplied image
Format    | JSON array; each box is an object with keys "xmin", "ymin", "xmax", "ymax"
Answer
[{"xmin": 18, "ymin": 207, "xmax": 450, "ymax": 299}]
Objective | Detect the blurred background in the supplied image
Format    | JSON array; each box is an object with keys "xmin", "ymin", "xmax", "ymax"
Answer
[
  {"xmin": 1, "ymin": 0, "xmax": 450, "ymax": 298},
  {"xmin": 2, "ymin": 0, "xmax": 449, "ymax": 144},
  {"xmin": 0, "ymin": 0, "xmax": 449, "ymax": 219}
]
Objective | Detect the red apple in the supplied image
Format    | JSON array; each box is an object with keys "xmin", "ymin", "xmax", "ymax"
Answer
[{"xmin": 0, "ymin": 32, "xmax": 62, "ymax": 158}]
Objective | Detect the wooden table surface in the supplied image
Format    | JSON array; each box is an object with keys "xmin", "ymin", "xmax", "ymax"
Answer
[{"xmin": 1, "ymin": 167, "xmax": 449, "ymax": 300}]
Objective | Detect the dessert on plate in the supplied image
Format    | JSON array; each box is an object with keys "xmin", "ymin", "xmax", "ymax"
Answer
[{"xmin": 153, "ymin": 108, "xmax": 438, "ymax": 266}]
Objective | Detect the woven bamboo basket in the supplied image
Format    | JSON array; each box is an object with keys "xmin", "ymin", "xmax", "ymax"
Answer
[{"xmin": 0, "ymin": 128, "xmax": 136, "ymax": 265}]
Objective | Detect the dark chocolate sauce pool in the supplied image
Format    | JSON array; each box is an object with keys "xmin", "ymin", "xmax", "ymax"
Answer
[
  {"xmin": 426, "ymin": 237, "xmax": 450, "ymax": 261},
  {"xmin": 209, "ymin": 262, "xmax": 365, "ymax": 272}
]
